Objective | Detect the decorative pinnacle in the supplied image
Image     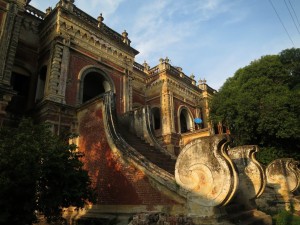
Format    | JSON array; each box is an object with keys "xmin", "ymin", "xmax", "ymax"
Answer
[
  {"xmin": 45, "ymin": 7, "xmax": 52, "ymax": 15},
  {"xmin": 143, "ymin": 60, "xmax": 150, "ymax": 71},
  {"xmin": 97, "ymin": 13, "xmax": 104, "ymax": 23},
  {"xmin": 199, "ymin": 78, "xmax": 207, "ymax": 84},
  {"xmin": 122, "ymin": 30, "xmax": 128, "ymax": 38},
  {"xmin": 190, "ymin": 73, "xmax": 195, "ymax": 79}
]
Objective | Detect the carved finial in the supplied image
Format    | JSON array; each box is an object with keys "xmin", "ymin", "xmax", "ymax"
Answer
[
  {"xmin": 59, "ymin": 0, "xmax": 74, "ymax": 11},
  {"xmin": 143, "ymin": 60, "xmax": 150, "ymax": 72},
  {"xmin": 203, "ymin": 78, "xmax": 207, "ymax": 84},
  {"xmin": 122, "ymin": 30, "xmax": 128, "ymax": 38},
  {"xmin": 143, "ymin": 60, "xmax": 148, "ymax": 68},
  {"xmin": 45, "ymin": 7, "xmax": 52, "ymax": 15},
  {"xmin": 122, "ymin": 30, "xmax": 131, "ymax": 45},
  {"xmin": 190, "ymin": 73, "xmax": 195, "ymax": 79},
  {"xmin": 165, "ymin": 57, "xmax": 170, "ymax": 63},
  {"xmin": 159, "ymin": 58, "xmax": 164, "ymax": 64},
  {"xmin": 97, "ymin": 13, "xmax": 104, "ymax": 27}
]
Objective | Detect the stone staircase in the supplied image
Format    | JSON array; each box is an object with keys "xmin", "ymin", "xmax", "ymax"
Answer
[
  {"xmin": 102, "ymin": 93, "xmax": 273, "ymax": 225},
  {"xmin": 117, "ymin": 124, "xmax": 176, "ymax": 175}
]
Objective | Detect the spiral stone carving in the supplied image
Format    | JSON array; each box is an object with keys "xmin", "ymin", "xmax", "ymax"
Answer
[
  {"xmin": 228, "ymin": 145, "xmax": 266, "ymax": 202},
  {"xmin": 175, "ymin": 135, "xmax": 238, "ymax": 207}
]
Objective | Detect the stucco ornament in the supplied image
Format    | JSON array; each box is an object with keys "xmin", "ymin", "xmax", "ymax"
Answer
[
  {"xmin": 175, "ymin": 135, "xmax": 238, "ymax": 207},
  {"xmin": 228, "ymin": 145, "xmax": 266, "ymax": 202}
]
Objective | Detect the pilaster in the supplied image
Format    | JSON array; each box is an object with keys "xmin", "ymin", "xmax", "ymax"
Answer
[
  {"xmin": 161, "ymin": 79, "xmax": 175, "ymax": 135},
  {"xmin": 44, "ymin": 38, "xmax": 70, "ymax": 104},
  {"xmin": 0, "ymin": 1, "xmax": 24, "ymax": 87},
  {"xmin": 128, "ymin": 75, "xmax": 133, "ymax": 111},
  {"xmin": 122, "ymin": 70, "xmax": 133, "ymax": 113}
]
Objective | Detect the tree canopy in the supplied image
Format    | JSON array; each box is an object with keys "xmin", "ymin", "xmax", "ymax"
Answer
[
  {"xmin": 0, "ymin": 119, "xmax": 96, "ymax": 225},
  {"xmin": 209, "ymin": 48, "xmax": 300, "ymax": 164}
]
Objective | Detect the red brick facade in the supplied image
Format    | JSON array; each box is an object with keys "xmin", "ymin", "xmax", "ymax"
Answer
[{"xmin": 78, "ymin": 100, "xmax": 177, "ymax": 205}]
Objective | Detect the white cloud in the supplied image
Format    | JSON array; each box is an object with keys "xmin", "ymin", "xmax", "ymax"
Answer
[
  {"xmin": 131, "ymin": 0, "xmax": 193, "ymax": 66},
  {"xmin": 130, "ymin": 0, "xmax": 232, "ymax": 67}
]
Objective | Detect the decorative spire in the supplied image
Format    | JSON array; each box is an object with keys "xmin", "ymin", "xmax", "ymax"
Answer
[{"xmin": 190, "ymin": 73, "xmax": 195, "ymax": 79}]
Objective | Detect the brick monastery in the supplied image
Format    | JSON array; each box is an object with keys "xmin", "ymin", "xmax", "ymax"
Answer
[{"xmin": 1, "ymin": 1, "xmax": 300, "ymax": 225}]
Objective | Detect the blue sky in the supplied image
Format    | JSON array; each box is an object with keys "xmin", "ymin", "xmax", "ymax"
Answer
[{"xmin": 30, "ymin": 0, "xmax": 300, "ymax": 90}]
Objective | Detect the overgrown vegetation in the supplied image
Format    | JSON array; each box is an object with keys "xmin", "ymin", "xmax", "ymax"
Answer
[
  {"xmin": 210, "ymin": 48, "xmax": 300, "ymax": 164},
  {"xmin": 274, "ymin": 210, "xmax": 300, "ymax": 225},
  {"xmin": 0, "ymin": 118, "xmax": 96, "ymax": 225}
]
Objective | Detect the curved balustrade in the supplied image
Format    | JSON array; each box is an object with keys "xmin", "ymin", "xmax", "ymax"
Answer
[
  {"xmin": 228, "ymin": 145, "xmax": 266, "ymax": 208},
  {"xmin": 175, "ymin": 135, "xmax": 238, "ymax": 208}
]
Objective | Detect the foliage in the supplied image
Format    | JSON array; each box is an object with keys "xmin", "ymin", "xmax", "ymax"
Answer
[
  {"xmin": 210, "ymin": 48, "xmax": 300, "ymax": 164},
  {"xmin": 0, "ymin": 118, "xmax": 96, "ymax": 225},
  {"xmin": 274, "ymin": 210, "xmax": 300, "ymax": 225}
]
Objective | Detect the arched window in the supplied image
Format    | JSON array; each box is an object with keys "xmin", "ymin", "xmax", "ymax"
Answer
[
  {"xmin": 151, "ymin": 107, "xmax": 161, "ymax": 130},
  {"xmin": 82, "ymin": 71, "xmax": 111, "ymax": 103},
  {"xmin": 35, "ymin": 66, "xmax": 47, "ymax": 101},
  {"xmin": 78, "ymin": 66, "xmax": 115, "ymax": 105},
  {"xmin": 179, "ymin": 107, "xmax": 193, "ymax": 133},
  {"xmin": 7, "ymin": 72, "xmax": 30, "ymax": 113}
]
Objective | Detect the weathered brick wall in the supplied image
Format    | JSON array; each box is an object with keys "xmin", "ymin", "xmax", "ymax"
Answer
[
  {"xmin": 77, "ymin": 99, "xmax": 177, "ymax": 206},
  {"xmin": 66, "ymin": 51, "xmax": 123, "ymax": 113},
  {"xmin": 67, "ymin": 52, "xmax": 96, "ymax": 105}
]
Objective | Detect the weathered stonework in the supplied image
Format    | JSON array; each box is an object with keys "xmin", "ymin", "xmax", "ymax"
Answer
[
  {"xmin": 265, "ymin": 158, "xmax": 300, "ymax": 211},
  {"xmin": 0, "ymin": 1, "xmax": 22, "ymax": 85},
  {"xmin": 44, "ymin": 40, "xmax": 69, "ymax": 103},
  {"xmin": 228, "ymin": 145, "xmax": 266, "ymax": 208},
  {"xmin": 175, "ymin": 135, "xmax": 238, "ymax": 218}
]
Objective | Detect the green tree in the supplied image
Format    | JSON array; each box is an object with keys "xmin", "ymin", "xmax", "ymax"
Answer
[
  {"xmin": 0, "ymin": 119, "xmax": 96, "ymax": 225},
  {"xmin": 210, "ymin": 48, "xmax": 300, "ymax": 164}
]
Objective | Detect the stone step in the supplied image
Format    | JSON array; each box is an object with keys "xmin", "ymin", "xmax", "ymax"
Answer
[{"xmin": 116, "ymin": 123, "xmax": 176, "ymax": 175}]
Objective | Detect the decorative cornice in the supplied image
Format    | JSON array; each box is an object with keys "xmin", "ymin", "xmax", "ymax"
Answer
[{"xmin": 25, "ymin": 4, "xmax": 45, "ymax": 19}]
